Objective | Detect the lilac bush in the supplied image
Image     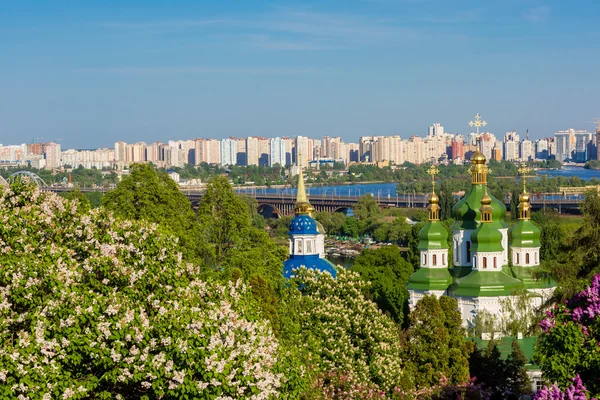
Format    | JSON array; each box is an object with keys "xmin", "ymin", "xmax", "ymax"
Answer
[
  {"xmin": 535, "ymin": 275, "xmax": 600, "ymax": 398},
  {"xmin": 534, "ymin": 375, "xmax": 594, "ymax": 400}
]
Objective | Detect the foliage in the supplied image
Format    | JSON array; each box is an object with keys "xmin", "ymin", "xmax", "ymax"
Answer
[
  {"xmin": 0, "ymin": 181, "xmax": 282, "ymax": 399},
  {"xmin": 282, "ymin": 268, "xmax": 412, "ymax": 395},
  {"xmin": 353, "ymin": 195, "xmax": 381, "ymax": 222},
  {"xmin": 407, "ymin": 221, "xmax": 427, "ymax": 266},
  {"xmin": 537, "ymin": 189, "xmax": 600, "ymax": 300},
  {"xmin": 535, "ymin": 274, "xmax": 600, "ymax": 397},
  {"xmin": 533, "ymin": 375, "xmax": 591, "ymax": 400},
  {"xmin": 439, "ymin": 182, "xmax": 455, "ymax": 221},
  {"xmin": 315, "ymin": 211, "xmax": 347, "ymax": 236},
  {"xmin": 469, "ymin": 340, "xmax": 531, "ymax": 397},
  {"xmin": 101, "ymin": 163, "xmax": 199, "ymax": 261},
  {"xmin": 404, "ymin": 296, "xmax": 472, "ymax": 388},
  {"xmin": 352, "ymin": 246, "xmax": 414, "ymax": 324}
]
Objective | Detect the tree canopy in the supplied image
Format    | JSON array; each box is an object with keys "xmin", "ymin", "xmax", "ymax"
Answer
[{"xmin": 0, "ymin": 180, "xmax": 282, "ymax": 399}]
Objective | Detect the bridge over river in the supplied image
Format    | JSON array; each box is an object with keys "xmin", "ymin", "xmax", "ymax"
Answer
[{"xmin": 46, "ymin": 187, "xmax": 584, "ymax": 217}]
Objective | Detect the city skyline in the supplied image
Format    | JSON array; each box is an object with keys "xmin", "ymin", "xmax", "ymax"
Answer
[{"xmin": 2, "ymin": 1, "xmax": 600, "ymax": 148}]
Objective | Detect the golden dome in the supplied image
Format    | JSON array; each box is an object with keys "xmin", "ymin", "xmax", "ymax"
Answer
[
  {"xmin": 519, "ymin": 191, "xmax": 530, "ymax": 203},
  {"xmin": 481, "ymin": 192, "xmax": 492, "ymax": 206},
  {"xmin": 428, "ymin": 191, "xmax": 440, "ymax": 204},
  {"xmin": 471, "ymin": 150, "xmax": 487, "ymax": 165}
]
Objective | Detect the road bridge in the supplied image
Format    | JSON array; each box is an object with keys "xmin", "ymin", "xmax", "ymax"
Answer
[{"xmin": 45, "ymin": 186, "xmax": 584, "ymax": 216}]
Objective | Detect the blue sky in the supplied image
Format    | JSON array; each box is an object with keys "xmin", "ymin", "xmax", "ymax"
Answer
[{"xmin": 1, "ymin": 0, "xmax": 599, "ymax": 148}]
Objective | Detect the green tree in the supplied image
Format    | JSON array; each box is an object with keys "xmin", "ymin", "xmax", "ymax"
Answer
[
  {"xmin": 341, "ymin": 217, "xmax": 359, "ymax": 237},
  {"xmin": 315, "ymin": 211, "xmax": 346, "ymax": 236},
  {"xmin": 353, "ymin": 195, "xmax": 381, "ymax": 221},
  {"xmin": 197, "ymin": 176, "xmax": 253, "ymax": 266},
  {"xmin": 101, "ymin": 163, "xmax": 199, "ymax": 260},
  {"xmin": 505, "ymin": 340, "xmax": 532, "ymax": 395},
  {"xmin": 352, "ymin": 245, "xmax": 414, "ymax": 324},
  {"xmin": 405, "ymin": 295, "xmax": 472, "ymax": 388},
  {"xmin": 510, "ymin": 188, "xmax": 520, "ymax": 221},
  {"xmin": 439, "ymin": 181, "xmax": 455, "ymax": 221},
  {"xmin": 197, "ymin": 176, "xmax": 287, "ymax": 287},
  {"xmin": 407, "ymin": 221, "xmax": 427, "ymax": 267},
  {"xmin": 469, "ymin": 339, "xmax": 531, "ymax": 397}
]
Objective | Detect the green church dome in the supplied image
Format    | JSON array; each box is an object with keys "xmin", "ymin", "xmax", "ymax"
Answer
[
  {"xmin": 471, "ymin": 223, "xmax": 504, "ymax": 253},
  {"xmin": 451, "ymin": 186, "xmax": 507, "ymax": 230},
  {"xmin": 510, "ymin": 220, "xmax": 541, "ymax": 248},
  {"xmin": 451, "ymin": 151, "xmax": 507, "ymax": 231},
  {"xmin": 470, "ymin": 192, "xmax": 504, "ymax": 253},
  {"xmin": 418, "ymin": 221, "xmax": 449, "ymax": 250}
]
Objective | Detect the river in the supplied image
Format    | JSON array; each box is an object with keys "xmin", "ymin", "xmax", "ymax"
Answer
[{"xmin": 238, "ymin": 166, "xmax": 600, "ymax": 198}]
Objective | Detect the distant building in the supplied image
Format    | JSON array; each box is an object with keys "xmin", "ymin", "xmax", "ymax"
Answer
[
  {"xmin": 428, "ymin": 123, "xmax": 444, "ymax": 137},
  {"xmin": 535, "ymin": 139, "xmax": 549, "ymax": 159}
]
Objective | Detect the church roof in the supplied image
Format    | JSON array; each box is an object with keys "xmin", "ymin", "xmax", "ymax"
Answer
[
  {"xmin": 284, "ymin": 254, "xmax": 337, "ymax": 279},
  {"xmin": 407, "ymin": 267, "xmax": 453, "ymax": 291},
  {"xmin": 511, "ymin": 265, "xmax": 555, "ymax": 290},
  {"xmin": 451, "ymin": 269, "xmax": 522, "ymax": 297}
]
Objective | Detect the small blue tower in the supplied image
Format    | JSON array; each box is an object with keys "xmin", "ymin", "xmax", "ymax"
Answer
[{"xmin": 283, "ymin": 161, "xmax": 337, "ymax": 279}]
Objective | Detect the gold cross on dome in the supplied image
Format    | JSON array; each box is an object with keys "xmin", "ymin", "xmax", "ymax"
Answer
[
  {"xmin": 518, "ymin": 164, "xmax": 531, "ymax": 192},
  {"xmin": 469, "ymin": 113, "xmax": 488, "ymax": 136},
  {"xmin": 427, "ymin": 165, "xmax": 439, "ymax": 190}
]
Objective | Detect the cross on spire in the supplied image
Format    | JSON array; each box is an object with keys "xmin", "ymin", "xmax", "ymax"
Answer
[
  {"xmin": 518, "ymin": 164, "xmax": 531, "ymax": 193},
  {"xmin": 427, "ymin": 164, "xmax": 439, "ymax": 193},
  {"xmin": 469, "ymin": 113, "xmax": 488, "ymax": 136}
]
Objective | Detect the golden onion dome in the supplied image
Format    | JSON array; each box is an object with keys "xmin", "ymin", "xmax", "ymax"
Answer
[
  {"xmin": 471, "ymin": 150, "xmax": 487, "ymax": 165},
  {"xmin": 428, "ymin": 191, "xmax": 440, "ymax": 204},
  {"xmin": 481, "ymin": 192, "xmax": 492, "ymax": 206},
  {"xmin": 519, "ymin": 191, "xmax": 530, "ymax": 203}
]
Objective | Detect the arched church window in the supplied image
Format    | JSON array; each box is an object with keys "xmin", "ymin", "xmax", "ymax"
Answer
[
  {"xmin": 297, "ymin": 240, "xmax": 303, "ymax": 254},
  {"xmin": 493, "ymin": 257, "xmax": 497, "ymax": 268},
  {"xmin": 307, "ymin": 240, "xmax": 312, "ymax": 254},
  {"xmin": 443, "ymin": 254, "xmax": 446, "ymax": 265},
  {"xmin": 483, "ymin": 257, "xmax": 487, "ymax": 269},
  {"xmin": 516, "ymin": 253, "xmax": 519, "ymax": 264},
  {"xmin": 433, "ymin": 254, "xmax": 437, "ymax": 266},
  {"xmin": 526, "ymin": 253, "xmax": 530, "ymax": 265},
  {"xmin": 423, "ymin": 254, "xmax": 427, "ymax": 265}
]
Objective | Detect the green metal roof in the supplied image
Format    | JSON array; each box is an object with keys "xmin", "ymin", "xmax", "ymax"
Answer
[
  {"xmin": 510, "ymin": 220, "xmax": 541, "ymax": 248},
  {"xmin": 471, "ymin": 223, "xmax": 504, "ymax": 253},
  {"xmin": 511, "ymin": 265, "xmax": 556, "ymax": 290},
  {"xmin": 418, "ymin": 221, "xmax": 449, "ymax": 250},
  {"xmin": 451, "ymin": 270, "xmax": 523, "ymax": 297},
  {"xmin": 407, "ymin": 267, "xmax": 453, "ymax": 291},
  {"xmin": 451, "ymin": 184, "xmax": 508, "ymax": 230}
]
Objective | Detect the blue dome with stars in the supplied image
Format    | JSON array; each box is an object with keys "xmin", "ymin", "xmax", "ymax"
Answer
[
  {"xmin": 289, "ymin": 214, "xmax": 319, "ymax": 235},
  {"xmin": 284, "ymin": 255, "xmax": 337, "ymax": 279}
]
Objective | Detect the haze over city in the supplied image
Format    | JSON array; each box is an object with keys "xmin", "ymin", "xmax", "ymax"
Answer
[{"xmin": 2, "ymin": 0, "xmax": 600, "ymax": 148}]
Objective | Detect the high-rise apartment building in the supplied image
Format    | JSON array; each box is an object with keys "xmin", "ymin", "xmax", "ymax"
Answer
[
  {"xmin": 114, "ymin": 142, "xmax": 127, "ymax": 163},
  {"xmin": 520, "ymin": 139, "xmax": 534, "ymax": 161},
  {"xmin": 270, "ymin": 137, "xmax": 286, "ymax": 167},
  {"xmin": 220, "ymin": 138, "xmax": 237, "ymax": 166},
  {"xmin": 359, "ymin": 136, "xmax": 375, "ymax": 162},
  {"xmin": 43, "ymin": 142, "xmax": 62, "ymax": 170},
  {"xmin": 535, "ymin": 139, "xmax": 549, "ymax": 159},
  {"xmin": 428, "ymin": 123, "xmax": 444, "ymax": 137}
]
